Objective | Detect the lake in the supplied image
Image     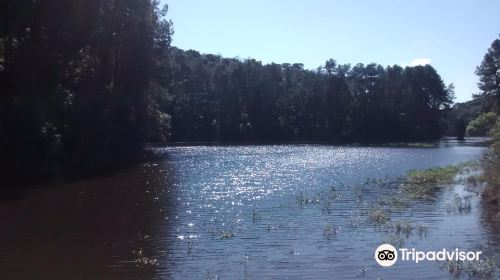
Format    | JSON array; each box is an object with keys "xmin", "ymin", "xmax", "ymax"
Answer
[{"xmin": 1, "ymin": 139, "xmax": 498, "ymax": 279}]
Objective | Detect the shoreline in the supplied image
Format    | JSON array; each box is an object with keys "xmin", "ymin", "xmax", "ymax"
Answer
[{"xmin": 148, "ymin": 136, "xmax": 492, "ymax": 148}]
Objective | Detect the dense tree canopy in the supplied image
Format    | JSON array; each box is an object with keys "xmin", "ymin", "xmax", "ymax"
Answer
[
  {"xmin": 1, "ymin": 1, "xmax": 455, "ymax": 181},
  {"xmin": 0, "ymin": 0, "xmax": 172, "ymax": 179},
  {"xmin": 165, "ymin": 48, "xmax": 454, "ymax": 143}
]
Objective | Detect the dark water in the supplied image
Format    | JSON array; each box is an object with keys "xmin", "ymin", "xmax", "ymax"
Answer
[{"xmin": 1, "ymin": 139, "xmax": 498, "ymax": 279}]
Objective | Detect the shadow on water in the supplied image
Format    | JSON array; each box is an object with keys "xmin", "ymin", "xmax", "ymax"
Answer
[
  {"xmin": 0, "ymin": 150, "xmax": 167, "ymax": 202},
  {"xmin": 1, "ymin": 139, "xmax": 499, "ymax": 279},
  {"xmin": 0, "ymin": 156, "xmax": 178, "ymax": 280}
]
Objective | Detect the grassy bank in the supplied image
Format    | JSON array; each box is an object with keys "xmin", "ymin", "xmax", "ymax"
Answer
[{"xmin": 481, "ymin": 122, "xmax": 500, "ymax": 223}]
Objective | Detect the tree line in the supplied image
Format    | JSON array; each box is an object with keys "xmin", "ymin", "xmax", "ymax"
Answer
[
  {"xmin": 1, "ymin": 0, "xmax": 456, "ymax": 181},
  {"xmin": 166, "ymin": 48, "xmax": 454, "ymax": 142}
]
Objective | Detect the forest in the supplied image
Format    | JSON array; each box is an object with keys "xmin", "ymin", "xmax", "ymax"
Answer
[{"xmin": 1, "ymin": 0, "xmax": 498, "ymax": 181}]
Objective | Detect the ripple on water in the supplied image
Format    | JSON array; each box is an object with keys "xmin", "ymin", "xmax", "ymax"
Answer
[
  {"xmin": 154, "ymin": 143, "xmax": 495, "ymax": 279},
  {"xmin": 0, "ymin": 142, "xmax": 494, "ymax": 280}
]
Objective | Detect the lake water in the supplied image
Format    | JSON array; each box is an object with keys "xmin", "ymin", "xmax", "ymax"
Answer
[{"xmin": 1, "ymin": 139, "xmax": 498, "ymax": 279}]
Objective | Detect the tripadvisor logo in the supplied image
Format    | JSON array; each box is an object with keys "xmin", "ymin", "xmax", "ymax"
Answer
[
  {"xmin": 375, "ymin": 244, "xmax": 398, "ymax": 267},
  {"xmin": 374, "ymin": 244, "xmax": 482, "ymax": 267}
]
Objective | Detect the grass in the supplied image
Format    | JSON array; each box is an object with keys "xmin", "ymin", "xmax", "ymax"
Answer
[
  {"xmin": 408, "ymin": 165, "xmax": 462, "ymax": 184},
  {"xmin": 482, "ymin": 126, "xmax": 500, "ymax": 217},
  {"xmin": 402, "ymin": 164, "xmax": 471, "ymax": 199},
  {"xmin": 364, "ymin": 161, "xmax": 477, "ymax": 249}
]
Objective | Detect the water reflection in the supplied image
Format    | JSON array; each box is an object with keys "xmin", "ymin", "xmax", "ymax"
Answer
[
  {"xmin": 1, "ymin": 140, "xmax": 498, "ymax": 279},
  {"xmin": 0, "ymin": 161, "xmax": 176, "ymax": 279}
]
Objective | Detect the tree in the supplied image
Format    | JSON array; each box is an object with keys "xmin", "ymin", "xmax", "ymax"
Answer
[
  {"xmin": 0, "ymin": 0, "xmax": 173, "ymax": 181},
  {"xmin": 476, "ymin": 35, "xmax": 500, "ymax": 105},
  {"xmin": 466, "ymin": 112, "xmax": 499, "ymax": 136}
]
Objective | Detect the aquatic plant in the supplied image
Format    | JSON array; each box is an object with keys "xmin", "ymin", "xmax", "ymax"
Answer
[
  {"xmin": 252, "ymin": 209, "xmax": 260, "ymax": 222},
  {"xmin": 466, "ymin": 257, "xmax": 496, "ymax": 278},
  {"xmin": 465, "ymin": 174, "xmax": 485, "ymax": 188},
  {"xmin": 368, "ymin": 207, "xmax": 390, "ymax": 225},
  {"xmin": 399, "ymin": 161, "xmax": 481, "ymax": 199},
  {"xmin": 347, "ymin": 211, "xmax": 364, "ymax": 228},
  {"xmin": 132, "ymin": 248, "xmax": 159, "ymax": 269},
  {"xmin": 322, "ymin": 201, "xmax": 332, "ymax": 214},
  {"xmin": 187, "ymin": 240, "xmax": 194, "ymax": 255},
  {"xmin": 383, "ymin": 234, "xmax": 405, "ymax": 248},
  {"xmin": 323, "ymin": 224, "xmax": 340, "ymax": 239},
  {"xmin": 416, "ymin": 224, "xmax": 430, "ymax": 239},
  {"xmin": 296, "ymin": 192, "xmax": 321, "ymax": 207},
  {"xmin": 442, "ymin": 256, "xmax": 496, "ymax": 279},
  {"xmin": 356, "ymin": 267, "xmax": 367, "ymax": 277},
  {"xmin": 393, "ymin": 221, "xmax": 413, "ymax": 237},
  {"xmin": 380, "ymin": 220, "xmax": 430, "ymax": 241},
  {"xmin": 378, "ymin": 196, "xmax": 409, "ymax": 211},
  {"xmin": 205, "ymin": 271, "xmax": 220, "ymax": 280},
  {"xmin": 443, "ymin": 259, "xmax": 463, "ymax": 278},
  {"xmin": 446, "ymin": 194, "xmax": 472, "ymax": 215},
  {"xmin": 408, "ymin": 165, "xmax": 461, "ymax": 185},
  {"xmin": 219, "ymin": 230, "xmax": 235, "ymax": 239}
]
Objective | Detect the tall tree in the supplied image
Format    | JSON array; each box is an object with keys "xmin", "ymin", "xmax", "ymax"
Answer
[
  {"xmin": 0, "ymin": 0, "xmax": 173, "ymax": 180},
  {"xmin": 476, "ymin": 34, "xmax": 500, "ymax": 105}
]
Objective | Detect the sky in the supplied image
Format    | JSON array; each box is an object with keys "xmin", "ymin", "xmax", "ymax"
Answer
[{"xmin": 162, "ymin": 0, "xmax": 500, "ymax": 102}]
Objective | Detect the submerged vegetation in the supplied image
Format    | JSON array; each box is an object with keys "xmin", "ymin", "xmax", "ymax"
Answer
[
  {"xmin": 404, "ymin": 165, "xmax": 464, "ymax": 199},
  {"xmin": 399, "ymin": 162, "xmax": 481, "ymax": 199},
  {"xmin": 408, "ymin": 165, "xmax": 462, "ymax": 184},
  {"xmin": 368, "ymin": 207, "xmax": 391, "ymax": 225},
  {"xmin": 443, "ymin": 257, "xmax": 496, "ymax": 279}
]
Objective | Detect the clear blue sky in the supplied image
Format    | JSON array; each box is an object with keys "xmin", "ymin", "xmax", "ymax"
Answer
[{"xmin": 162, "ymin": 0, "xmax": 500, "ymax": 102}]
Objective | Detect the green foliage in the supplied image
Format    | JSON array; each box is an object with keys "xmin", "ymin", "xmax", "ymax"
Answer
[
  {"xmin": 472, "ymin": 35, "xmax": 500, "ymax": 215},
  {"xmin": 444, "ymin": 97, "xmax": 486, "ymax": 138},
  {"xmin": 166, "ymin": 50, "xmax": 454, "ymax": 142},
  {"xmin": 476, "ymin": 34, "xmax": 500, "ymax": 104},
  {"xmin": 0, "ymin": 0, "xmax": 456, "ymax": 182},
  {"xmin": 466, "ymin": 112, "xmax": 499, "ymax": 136},
  {"xmin": 0, "ymin": 0, "xmax": 173, "ymax": 180},
  {"xmin": 482, "ymin": 118, "xmax": 500, "ymax": 207},
  {"xmin": 404, "ymin": 165, "xmax": 464, "ymax": 198},
  {"xmin": 408, "ymin": 165, "xmax": 461, "ymax": 184}
]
